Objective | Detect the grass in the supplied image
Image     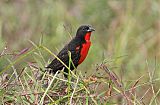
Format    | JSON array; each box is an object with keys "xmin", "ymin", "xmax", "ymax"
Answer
[
  {"xmin": 0, "ymin": 43, "xmax": 160, "ymax": 104},
  {"xmin": 0, "ymin": 0, "xmax": 160, "ymax": 104}
]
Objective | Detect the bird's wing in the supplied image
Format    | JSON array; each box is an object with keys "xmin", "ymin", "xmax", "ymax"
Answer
[{"xmin": 46, "ymin": 46, "xmax": 80, "ymax": 73}]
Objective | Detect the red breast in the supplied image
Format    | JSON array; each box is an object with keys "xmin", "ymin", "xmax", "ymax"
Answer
[{"xmin": 78, "ymin": 32, "xmax": 92, "ymax": 64}]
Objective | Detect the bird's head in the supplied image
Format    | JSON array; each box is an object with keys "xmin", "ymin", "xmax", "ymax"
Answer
[{"xmin": 76, "ymin": 25, "xmax": 95, "ymax": 41}]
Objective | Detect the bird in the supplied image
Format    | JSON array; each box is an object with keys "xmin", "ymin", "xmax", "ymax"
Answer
[{"xmin": 46, "ymin": 25, "xmax": 95, "ymax": 78}]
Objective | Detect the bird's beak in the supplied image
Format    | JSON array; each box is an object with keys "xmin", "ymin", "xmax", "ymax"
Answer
[{"xmin": 87, "ymin": 27, "xmax": 95, "ymax": 32}]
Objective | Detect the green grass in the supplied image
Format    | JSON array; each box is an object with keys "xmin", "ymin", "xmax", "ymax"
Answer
[{"xmin": 0, "ymin": 0, "xmax": 160, "ymax": 104}]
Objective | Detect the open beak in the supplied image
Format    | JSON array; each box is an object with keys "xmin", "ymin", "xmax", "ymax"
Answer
[{"xmin": 87, "ymin": 27, "xmax": 95, "ymax": 32}]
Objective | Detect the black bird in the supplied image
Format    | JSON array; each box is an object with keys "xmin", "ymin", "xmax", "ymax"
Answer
[{"xmin": 46, "ymin": 25, "xmax": 95, "ymax": 77}]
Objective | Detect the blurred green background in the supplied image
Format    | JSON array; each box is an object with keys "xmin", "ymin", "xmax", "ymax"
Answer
[{"xmin": 0, "ymin": 0, "xmax": 160, "ymax": 102}]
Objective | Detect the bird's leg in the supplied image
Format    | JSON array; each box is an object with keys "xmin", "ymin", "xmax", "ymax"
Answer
[{"xmin": 64, "ymin": 68, "xmax": 70, "ymax": 79}]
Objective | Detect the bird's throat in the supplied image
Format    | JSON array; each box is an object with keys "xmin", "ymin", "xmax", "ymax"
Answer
[{"xmin": 84, "ymin": 32, "xmax": 91, "ymax": 41}]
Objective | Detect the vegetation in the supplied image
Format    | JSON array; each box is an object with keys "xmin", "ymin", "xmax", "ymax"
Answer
[{"xmin": 0, "ymin": 0, "xmax": 160, "ymax": 104}]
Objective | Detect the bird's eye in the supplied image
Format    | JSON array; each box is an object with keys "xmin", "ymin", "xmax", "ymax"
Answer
[{"xmin": 83, "ymin": 27, "xmax": 89, "ymax": 31}]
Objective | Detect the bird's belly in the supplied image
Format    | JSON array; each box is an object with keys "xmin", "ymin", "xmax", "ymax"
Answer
[{"xmin": 78, "ymin": 41, "xmax": 91, "ymax": 64}]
